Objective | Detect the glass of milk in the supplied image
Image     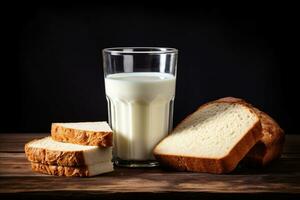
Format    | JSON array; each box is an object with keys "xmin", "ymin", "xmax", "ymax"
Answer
[{"xmin": 102, "ymin": 47, "xmax": 177, "ymax": 167}]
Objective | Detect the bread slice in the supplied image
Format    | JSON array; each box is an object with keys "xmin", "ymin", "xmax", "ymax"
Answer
[
  {"xmin": 216, "ymin": 97, "xmax": 285, "ymax": 166},
  {"xmin": 25, "ymin": 137, "xmax": 112, "ymax": 167},
  {"xmin": 153, "ymin": 99, "xmax": 262, "ymax": 174},
  {"xmin": 51, "ymin": 121, "xmax": 113, "ymax": 147},
  {"xmin": 31, "ymin": 161, "xmax": 113, "ymax": 177}
]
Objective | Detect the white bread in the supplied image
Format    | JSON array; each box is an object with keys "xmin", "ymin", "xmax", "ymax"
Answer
[
  {"xmin": 31, "ymin": 161, "xmax": 113, "ymax": 177},
  {"xmin": 25, "ymin": 137, "xmax": 112, "ymax": 167},
  {"xmin": 217, "ymin": 97, "xmax": 285, "ymax": 166},
  {"xmin": 153, "ymin": 100, "xmax": 262, "ymax": 173},
  {"xmin": 51, "ymin": 121, "xmax": 113, "ymax": 147}
]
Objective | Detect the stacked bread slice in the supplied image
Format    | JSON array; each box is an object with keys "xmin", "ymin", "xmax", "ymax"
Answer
[
  {"xmin": 25, "ymin": 122, "xmax": 113, "ymax": 177},
  {"xmin": 154, "ymin": 97, "xmax": 284, "ymax": 173}
]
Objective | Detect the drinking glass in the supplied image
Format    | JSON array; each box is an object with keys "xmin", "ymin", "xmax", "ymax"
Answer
[{"xmin": 103, "ymin": 47, "xmax": 177, "ymax": 167}]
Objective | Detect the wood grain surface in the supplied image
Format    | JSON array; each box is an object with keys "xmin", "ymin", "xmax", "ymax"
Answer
[{"xmin": 0, "ymin": 133, "xmax": 299, "ymax": 200}]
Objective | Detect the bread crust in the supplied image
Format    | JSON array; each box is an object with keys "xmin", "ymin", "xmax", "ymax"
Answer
[
  {"xmin": 31, "ymin": 162, "xmax": 91, "ymax": 177},
  {"xmin": 51, "ymin": 123, "xmax": 113, "ymax": 147},
  {"xmin": 242, "ymin": 139, "xmax": 284, "ymax": 166},
  {"xmin": 154, "ymin": 99, "xmax": 263, "ymax": 173},
  {"xmin": 25, "ymin": 138, "xmax": 86, "ymax": 167},
  {"xmin": 217, "ymin": 97, "xmax": 285, "ymax": 166}
]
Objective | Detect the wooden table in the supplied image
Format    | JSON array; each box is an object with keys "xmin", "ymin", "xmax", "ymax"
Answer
[{"xmin": 0, "ymin": 134, "xmax": 299, "ymax": 200}]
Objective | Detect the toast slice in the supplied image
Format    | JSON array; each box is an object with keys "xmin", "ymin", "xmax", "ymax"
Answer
[
  {"xmin": 30, "ymin": 161, "xmax": 113, "ymax": 177},
  {"xmin": 153, "ymin": 99, "xmax": 262, "ymax": 173},
  {"xmin": 25, "ymin": 137, "xmax": 112, "ymax": 167},
  {"xmin": 51, "ymin": 121, "xmax": 113, "ymax": 147},
  {"xmin": 217, "ymin": 97, "xmax": 285, "ymax": 166}
]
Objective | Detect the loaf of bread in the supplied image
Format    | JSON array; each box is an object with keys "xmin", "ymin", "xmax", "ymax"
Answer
[
  {"xmin": 51, "ymin": 122, "xmax": 113, "ymax": 147},
  {"xmin": 154, "ymin": 99, "xmax": 262, "ymax": 173}
]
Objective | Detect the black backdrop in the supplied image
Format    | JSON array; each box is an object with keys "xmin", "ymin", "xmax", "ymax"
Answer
[{"xmin": 2, "ymin": 3, "xmax": 296, "ymax": 134}]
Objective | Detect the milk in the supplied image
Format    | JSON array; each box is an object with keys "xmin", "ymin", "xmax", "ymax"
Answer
[{"xmin": 105, "ymin": 72, "xmax": 176, "ymax": 160}]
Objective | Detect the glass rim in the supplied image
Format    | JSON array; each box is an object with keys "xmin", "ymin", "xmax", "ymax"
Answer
[{"xmin": 103, "ymin": 47, "xmax": 178, "ymax": 55}]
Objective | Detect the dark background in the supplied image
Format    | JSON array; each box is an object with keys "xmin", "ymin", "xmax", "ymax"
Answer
[{"xmin": 2, "ymin": 3, "xmax": 297, "ymax": 134}]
